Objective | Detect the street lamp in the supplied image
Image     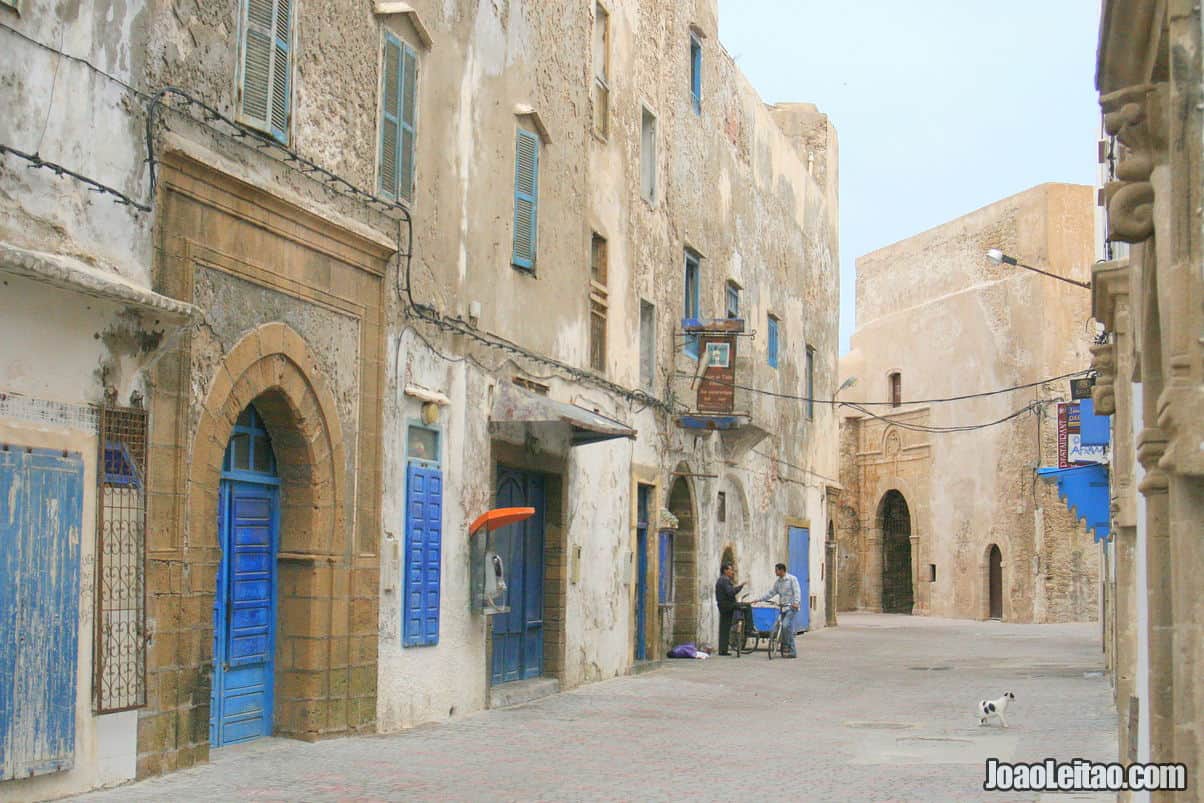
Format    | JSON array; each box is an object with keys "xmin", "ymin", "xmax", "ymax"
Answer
[
  {"xmin": 986, "ymin": 249, "xmax": 1091, "ymax": 290},
  {"xmin": 835, "ymin": 376, "xmax": 858, "ymax": 398}
]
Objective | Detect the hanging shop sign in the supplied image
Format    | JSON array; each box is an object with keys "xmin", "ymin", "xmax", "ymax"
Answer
[{"xmin": 1058, "ymin": 402, "xmax": 1108, "ymax": 468}]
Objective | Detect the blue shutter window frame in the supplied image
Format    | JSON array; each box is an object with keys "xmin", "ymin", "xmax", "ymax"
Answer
[
  {"xmin": 767, "ymin": 315, "xmax": 780, "ymax": 368},
  {"xmin": 689, "ymin": 33, "xmax": 702, "ymax": 114},
  {"xmin": 725, "ymin": 282, "xmax": 739, "ymax": 319},
  {"xmin": 379, "ymin": 32, "xmax": 419, "ymax": 203},
  {"xmin": 657, "ymin": 531, "xmax": 674, "ymax": 604},
  {"xmin": 512, "ymin": 128, "xmax": 541, "ymax": 271},
  {"xmin": 683, "ymin": 250, "xmax": 701, "ymax": 358},
  {"xmin": 238, "ymin": 0, "xmax": 292, "ymax": 144},
  {"xmin": 404, "ymin": 460, "xmax": 443, "ymax": 647}
]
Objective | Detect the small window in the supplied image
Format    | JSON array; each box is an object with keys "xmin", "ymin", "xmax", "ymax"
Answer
[
  {"xmin": 592, "ymin": 3, "xmax": 610, "ymax": 137},
  {"xmin": 683, "ymin": 250, "xmax": 701, "ymax": 359},
  {"xmin": 805, "ymin": 345, "xmax": 815, "ymax": 420},
  {"xmin": 238, "ymin": 0, "xmax": 293, "ymax": 144},
  {"xmin": 640, "ymin": 300, "xmax": 656, "ymax": 390},
  {"xmin": 589, "ymin": 233, "xmax": 608, "ymax": 373},
  {"xmin": 889, "ymin": 372, "xmax": 902, "ymax": 407},
  {"xmin": 641, "ymin": 107, "xmax": 657, "ymax": 202},
  {"xmin": 929, "ymin": 564, "xmax": 937, "ymax": 583},
  {"xmin": 767, "ymin": 315, "xmax": 780, "ymax": 368},
  {"xmin": 717, "ymin": 491, "xmax": 726, "ymax": 522},
  {"xmin": 379, "ymin": 33, "xmax": 419, "ymax": 202},
  {"xmin": 512, "ymin": 128, "xmax": 540, "ymax": 270},
  {"xmin": 407, "ymin": 425, "xmax": 440, "ymax": 463},
  {"xmin": 725, "ymin": 281, "xmax": 740, "ymax": 319},
  {"xmin": 689, "ymin": 33, "xmax": 702, "ymax": 114}
]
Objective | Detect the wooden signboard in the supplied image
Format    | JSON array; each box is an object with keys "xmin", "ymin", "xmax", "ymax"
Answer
[{"xmin": 697, "ymin": 334, "xmax": 737, "ymax": 413}]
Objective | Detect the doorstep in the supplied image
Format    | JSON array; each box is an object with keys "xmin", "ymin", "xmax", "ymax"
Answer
[
  {"xmin": 630, "ymin": 660, "xmax": 664, "ymax": 676},
  {"xmin": 488, "ymin": 677, "xmax": 561, "ymax": 709}
]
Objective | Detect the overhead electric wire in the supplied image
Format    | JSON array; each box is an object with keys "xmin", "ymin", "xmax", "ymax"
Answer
[
  {"xmin": 842, "ymin": 399, "xmax": 1042, "ymax": 434},
  {"xmin": 673, "ymin": 368, "xmax": 1091, "ymax": 407}
]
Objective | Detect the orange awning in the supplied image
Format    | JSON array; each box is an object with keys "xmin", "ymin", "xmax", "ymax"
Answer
[{"xmin": 469, "ymin": 507, "xmax": 535, "ymax": 536}]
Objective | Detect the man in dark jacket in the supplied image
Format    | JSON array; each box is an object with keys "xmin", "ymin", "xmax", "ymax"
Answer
[{"xmin": 715, "ymin": 563, "xmax": 745, "ymax": 655}]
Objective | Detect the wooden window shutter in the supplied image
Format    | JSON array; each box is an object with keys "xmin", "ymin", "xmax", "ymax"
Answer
[
  {"xmin": 379, "ymin": 35, "xmax": 402, "ymax": 199},
  {"xmin": 512, "ymin": 129, "xmax": 540, "ymax": 270},
  {"xmin": 239, "ymin": 0, "xmax": 291, "ymax": 143},
  {"xmin": 399, "ymin": 44, "xmax": 418, "ymax": 202}
]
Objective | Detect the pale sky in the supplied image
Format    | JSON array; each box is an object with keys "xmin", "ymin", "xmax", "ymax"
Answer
[{"xmin": 715, "ymin": 0, "xmax": 1103, "ymax": 354}]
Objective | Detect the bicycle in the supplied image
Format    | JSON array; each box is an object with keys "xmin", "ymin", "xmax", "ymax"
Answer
[
  {"xmin": 765, "ymin": 604, "xmax": 792, "ymax": 660},
  {"xmin": 729, "ymin": 596, "xmax": 752, "ymax": 657}
]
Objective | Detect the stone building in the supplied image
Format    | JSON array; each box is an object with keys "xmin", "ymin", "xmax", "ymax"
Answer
[
  {"xmin": 1092, "ymin": 0, "xmax": 1203, "ymax": 793},
  {"xmin": 837, "ymin": 184, "xmax": 1101, "ymax": 623},
  {"xmin": 1, "ymin": 0, "xmax": 839, "ymax": 797}
]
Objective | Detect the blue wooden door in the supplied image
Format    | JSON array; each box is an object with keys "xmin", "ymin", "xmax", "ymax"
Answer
[
  {"xmin": 212, "ymin": 481, "xmax": 278, "ymax": 746},
  {"xmin": 788, "ymin": 526, "xmax": 811, "ymax": 632},
  {"xmin": 492, "ymin": 468, "xmax": 545, "ymax": 684},
  {"xmin": 634, "ymin": 486, "xmax": 650, "ymax": 661},
  {"xmin": 0, "ymin": 447, "xmax": 85, "ymax": 780}
]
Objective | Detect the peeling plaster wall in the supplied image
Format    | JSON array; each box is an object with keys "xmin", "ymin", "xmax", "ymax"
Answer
[
  {"xmin": 378, "ymin": 0, "xmax": 838, "ymax": 730},
  {"xmin": 838, "ymin": 184, "xmax": 1099, "ymax": 623},
  {"xmin": 1, "ymin": 1, "xmax": 155, "ymax": 796}
]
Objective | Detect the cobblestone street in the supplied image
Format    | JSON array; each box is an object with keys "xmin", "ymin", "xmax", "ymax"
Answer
[{"xmin": 73, "ymin": 614, "xmax": 1116, "ymax": 803}]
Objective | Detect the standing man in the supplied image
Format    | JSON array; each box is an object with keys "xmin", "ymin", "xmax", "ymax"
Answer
[
  {"xmin": 715, "ymin": 563, "xmax": 745, "ymax": 656},
  {"xmin": 758, "ymin": 562, "xmax": 802, "ymax": 658}
]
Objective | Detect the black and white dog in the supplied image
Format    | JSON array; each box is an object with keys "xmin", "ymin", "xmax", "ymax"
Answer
[{"xmin": 977, "ymin": 692, "xmax": 1015, "ymax": 728}]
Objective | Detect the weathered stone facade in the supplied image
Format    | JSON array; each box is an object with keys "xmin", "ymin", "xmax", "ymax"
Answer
[
  {"xmin": 1093, "ymin": 1, "xmax": 1204, "ymax": 794},
  {"xmin": 837, "ymin": 184, "xmax": 1101, "ymax": 624},
  {"xmin": 1, "ymin": 0, "xmax": 840, "ymax": 796}
]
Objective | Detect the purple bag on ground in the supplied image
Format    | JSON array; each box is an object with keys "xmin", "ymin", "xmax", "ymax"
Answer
[{"xmin": 668, "ymin": 643, "xmax": 699, "ymax": 659}]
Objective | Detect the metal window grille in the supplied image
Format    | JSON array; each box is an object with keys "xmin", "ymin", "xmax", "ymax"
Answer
[{"xmin": 94, "ymin": 405, "xmax": 148, "ymax": 713}]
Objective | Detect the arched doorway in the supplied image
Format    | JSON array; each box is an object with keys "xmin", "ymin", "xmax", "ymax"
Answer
[
  {"xmin": 667, "ymin": 475, "xmax": 697, "ymax": 646},
  {"xmin": 721, "ymin": 545, "xmax": 736, "ymax": 575},
  {"xmin": 988, "ymin": 544, "xmax": 1003, "ymax": 620},
  {"xmin": 879, "ymin": 490, "xmax": 913, "ymax": 614},
  {"xmin": 211, "ymin": 402, "xmax": 280, "ymax": 747}
]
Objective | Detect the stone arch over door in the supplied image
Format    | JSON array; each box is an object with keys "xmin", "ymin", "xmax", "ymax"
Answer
[
  {"xmin": 667, "ymin": 469, "xmax": 697, "ymax": 646},
  {"xmin": 878, "ymin": 490, "xmax": 914, "ymax": 614},
  {"xmin": 188, "ymin": 323, "xmax": 362, "ymax": 742}
]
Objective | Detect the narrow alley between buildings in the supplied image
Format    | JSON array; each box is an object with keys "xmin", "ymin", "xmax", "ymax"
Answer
[{"xmin": 72, "ymin": 614, "xmax": 1116, "ymax": 803}]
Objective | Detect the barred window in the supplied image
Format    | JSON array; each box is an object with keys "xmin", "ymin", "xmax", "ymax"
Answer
[{"xmin": 94, "ymin": 406, "xmax": 147, "ymax": 713}]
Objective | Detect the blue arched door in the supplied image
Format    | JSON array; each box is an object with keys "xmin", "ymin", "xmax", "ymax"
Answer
[
  {"xmin": 210, "ymin": 404, "xmax": 280, "ymax": 747},
  {"xmin": 492, "ymin": 468, "xmax": 545, "ymax": 684}
]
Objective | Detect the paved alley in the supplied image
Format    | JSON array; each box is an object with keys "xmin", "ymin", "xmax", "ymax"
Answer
[{"xmin": 72, "ymin": 614, "xmax": 1117, "ymax": 803}]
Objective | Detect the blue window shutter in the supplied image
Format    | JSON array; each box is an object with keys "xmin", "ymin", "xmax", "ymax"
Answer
[
  {"xmin": 768, "ymin": 317, "xmax": 779, "ymax": 368},
  {"xmin": 683, "ymin": 252, "xmax": 701, "ymax": 358},
  {"xmin": 400, "ymin": 43, "xmax": 418, "ymax": 202},
  {"xmin": 404, "ymin": 462, "xmax": 442, "ymax": 647},
  {"xmin": 269, "ymin": 0, "xmax": 292, "ymax": 141},
  {"xmin": 239, "ymin": 0, "xmax": 291, "ymax": 143},
  {"xmin": 690, "ymin": 35, "xmax": 702, "ymax": 114},
  {"xmin": 379, "ymin": 34, "xmax": 402, "ymax": 199},
  {"xmin": 512, "ymin": 129, "xmax": 540, "ymax": 270},
  {"xmin": 0, "ymin": 449, "xmax": 84, "ymax": 780},
  {"xmin": 1078, "ymin": 397, "xmax": 1110, "ymax": 446},
  {"xmin": 657, "ymin": 531, "xmax": 674, "ymax": 604}
]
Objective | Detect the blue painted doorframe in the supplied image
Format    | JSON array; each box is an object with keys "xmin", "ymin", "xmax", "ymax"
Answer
[
  {"xmin": 788, "ymin": 526, "xmax": 811, "ymax": 632},
  {"xmin": 0, "ymin": 447, "xmax": 85, "ymax": 780},
  {"xmin": 211, "ymin": 405, "xmax": 280, "ymax": 748},
  {"xmin": 492, "ymin": 468, "xmax": 545, "ymax": 685},
  {"xmin": 634, "ymin": 485, "xmax": 651, "ymax": 661}
]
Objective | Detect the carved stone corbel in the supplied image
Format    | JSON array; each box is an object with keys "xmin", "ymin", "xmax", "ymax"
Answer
[
  {"xmin": 1136, "ymin": 426, "xmax": 1169, "ymax": 495},
  {"xmin": 1100, "ymin": 84, "xmax": 1167, "ymax": 244},
  {"xmin": 1091, "ymin": 341, "xmax": 1117, "ymax": 415}
]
